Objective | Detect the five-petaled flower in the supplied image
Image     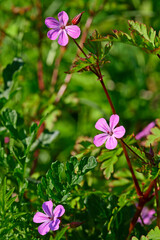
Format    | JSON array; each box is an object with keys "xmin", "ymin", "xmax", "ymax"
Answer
[
  {"xmin": 93, "ymin": 114, "xmax": 125, "ymax": 150},
  {"xmin": 45, "ymin": 11, "xmax": 81, "ymax": 46},
  {"xmin": 33, "ymin": 200, "xmax": 65, "ymax": 235}
]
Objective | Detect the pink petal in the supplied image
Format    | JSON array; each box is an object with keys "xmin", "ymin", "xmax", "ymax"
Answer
[
  {"xmin": 38, "ymin": 221, "xmax": 51, "ymax": 235},
  {"xmin": 33, "ymin": 212, "xmax": 49, "ymax": 223},
  {"xmin": 47, "ymin": 29, "xmax": 60, "ymax": 40},
  {"xmin": 65, "ymin": 25, "xmax": 81, "ymax": 39},
  {"xmin": 113, "ymin": 126, "xmax": 125, "ymax": 139},
  {"xmin": 58, "ymin": 30, "xmax": 69, "ymax": 46},
  {"xmin": 95, "ymin": 118, "xmax": 110, "ymax": 133},
  {"xmin": 93, "ymin": 133, "xmax": 108, "ymax": 147},
  {"xmin": 45, "ymin": 17, "xmax": 60, "ymax": 29},
  {"xmin": 109, "ymin": 114, "xmax": 119, "ymax": 130},
  {"xmin": 135, "ymin": 122, "xmax": 155, "ymax": 140},
  {"xmin": 49, "ymin": 218, "xmax": 60, "ymax": 231},
  {"xmin": 105, "ymin": 136, "xmax": 117, "ymax": 149},
  {"xmin": 58, "ymin": 11, "xmax": 69, "ymax": 26},
  {"xmin": 53, "ymin": 205, "xmax": 65, "ymax": 218},
  {"xmin": 42, "ymin": 200, "xmax": 53, "ymax": 217}
]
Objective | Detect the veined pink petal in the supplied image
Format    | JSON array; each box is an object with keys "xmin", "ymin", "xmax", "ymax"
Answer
[
  {"xmin": 58, "ymin": 11, "xmax": 69, "ymax": 26},
  {"xmin": 58, "ymin": 30, "xmax": 69, "ymax": 46},
  {"xmin": 53, "ymin": 205, "xmax": 65, "ymax": 218},
  {"xmin": 93, "ymin": 133, "xmax": 108, "ymax": 147},
  {"xmin": 113, "ymin": 126, "xmax": 125, "ymax": 139},
  {"xmin": 38, "ymin": 221, "xmax": 51, "ymax": 235},
  {"xmin": 95, "ymin": 118, "xmax": 110, "ymax": 133},
  {"xmin": 45, "ymin": 17, "xmax": 60, "ymax": 29},
  {"xmin": 49, "ymin": 218, "xmax": 60, "ymax": 231},
  {"xmin": 33, "ymin": 212, "xmax": 49, "ymax": 223},
  {"xmin": 47, "ymin": 29, "xmax": 60, "ymax": 40},
  {"xmin": 65, "ymin": 25, "xmax": 81, "ymax": 39},
  {"xmin": 105, "ymin": 136, "xmax": 117, "ymax": 149},
  {"xmin": 42, "ymin": 200, "xmax": 53, "ymax": 217},
  {"xmin": 109, "ymin": 114, "xmax": 119, "ymax": 130}
]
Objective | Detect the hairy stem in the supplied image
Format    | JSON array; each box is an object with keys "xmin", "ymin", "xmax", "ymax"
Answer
[{"xmin": 121, "ymin": 139, "xmax": 146, "ymax": 163}]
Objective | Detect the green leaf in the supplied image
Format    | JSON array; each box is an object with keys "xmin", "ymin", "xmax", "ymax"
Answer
[
  {"xmin": 129, "ymin": 146, "xmax": 148, "ymax": 163},
  {"xmin": 1, "ymin": 108, "xmax": 18, "ymax": 129},
  {"xmin": 2, "ymin": 58, "xmax": 24, "ymax": 90},
  {"xmin": 147, "ymin": 226, "xmax": 160, "ymax": 239},
  {"xmin": 98, "ymin": 148, "xmax": 123, "ymax": 179},
  {"xmin": 38, "ymin": 130, "xmax": 59, "ymax": 146},
  {"xmin": 79, "ymin": 156, "xmax": 97, "ymax": 174},
  {"xmin": 55, "ymin": 226, "xmax": 68, "ymax": 240},
  {"xmin": 93, "ymin": 20, "xmax": 160, "ymax": 55},
  {"xmin": 38, "ymin": 156, "xmax": 97, "ymax": 202},
  {"xmin": 84, "ymin": 30, "xmax": 103, "ymax": 57},
  {"xmin": 145, "ymin": 127, "xmax": 160, "ymax": 147},
  {"xmin": 67, "ymin": 55, "xmax": 96, "ymax": 73}
]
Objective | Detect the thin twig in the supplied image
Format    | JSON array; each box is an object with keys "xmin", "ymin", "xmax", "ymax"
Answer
[{"xmin": 55, "ymin": 14, "xmax": 94, "ymax": 103}]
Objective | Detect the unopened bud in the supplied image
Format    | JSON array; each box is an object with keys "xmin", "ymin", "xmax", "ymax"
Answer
[
  {"xmin": 149, "ymin": 144, "xmax": 154, "ymax": 157},
  {"xmin": 72, "ymin": 11, "xmax": 84, "ymax": 25},
  {"xmin": 70, "ymin": 221, "xmax": 84, "ymax": 228}
]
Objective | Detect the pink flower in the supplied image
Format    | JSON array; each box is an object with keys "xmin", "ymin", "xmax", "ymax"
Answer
[
  {"xmin": 4, "ymin": 137, "xmax": 10, "ymax": 144},
  {"xmin": 93, "ymin": 114, "xmax": 125, "ymax": 150},
  {"xmin": 45, "ymin": 11, "xmax": 81, "ymax": 46},
  {"xmin": 135, "ymin": 121, "xmax": 155, "ymax": 140},
  {"xmin": 33, "ymin": 200, "xmax": 65, "ymax": 235},
  {"xmin": 137, "ymin": 206, "xmax": 155, "ymax": 225}
]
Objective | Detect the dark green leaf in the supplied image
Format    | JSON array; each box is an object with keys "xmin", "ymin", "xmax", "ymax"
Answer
[{"xmin": 2, "ymin": 58, "xmax": 24, "ymax": 90}]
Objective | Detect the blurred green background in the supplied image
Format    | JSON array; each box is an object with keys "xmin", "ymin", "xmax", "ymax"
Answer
[{"xmin": 0, "ymin": 0, "xmax": 160, "ymax": 164}]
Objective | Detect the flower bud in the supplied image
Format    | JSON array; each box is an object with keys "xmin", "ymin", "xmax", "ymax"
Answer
[
  {"xmin": 72, "ymin": 11, "xmax": 84, "ymax": 25},
  {"xmin": 70, "ymin": 221, "xmax": 84, "ymax": 228}
]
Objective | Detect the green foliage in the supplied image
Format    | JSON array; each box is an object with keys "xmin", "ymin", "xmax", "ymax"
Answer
[
  {"xmin": 0, "ymin": 58, "xmax": 24, "ymax": 110},
  {"xmin": 98, "ymin": 147, "xmax": 123, "ymax": 179},
  {"xmin": 145, "ymin": 126, "xmax": 160, "ymax": 147},
  {"xmin": 68, "ymin": 31, "xmax": 111, "ymax": 74},
  {"xmin": 93, "ymin": 20, "xmax": 160, "ymax": 56},
  {"xmin": 132, "ymin": 226, "xmax": 160, "ymax": 240},
  {"xmin": 0, "ymin": 0, "xmax": 160, "ymax": 239},
  {"xmin": 38, "ymin": 156, "xmax": 97, "ymax": 202}
]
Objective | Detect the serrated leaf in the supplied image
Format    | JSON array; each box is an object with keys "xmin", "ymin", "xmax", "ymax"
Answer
[
  {"xmin": 128, "ymin": 20, "xmax": 156, "ymax": 46},
  {"xmin": 67, "ymin": 55, "xmax": 96, "ymax": 73},
  {"xmin": 129, "ymin": 146, "xmax": 148, "ymax": 163},
  {"xmin": 93, "ymin": 20, "xmax": 160, "ymax": 55},
  {"xmin": 84, "ymin": 30, "xmax": 102, "ymax": 57},
  {"xmin": 147, "ymin": 226, "xmax": 160, "ymax": 239},
  {"xmin": 145, "ymin": 127, "xmax": 160, "ymax": 147},
  {"xmin": 98, "ymin": 148, "xmax": 123, "ymax": 179}
]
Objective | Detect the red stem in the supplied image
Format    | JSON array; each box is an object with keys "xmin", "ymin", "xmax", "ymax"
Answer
[{"xmin": 154, "ymin": 179, "xmax": 160, "ymax": 227}]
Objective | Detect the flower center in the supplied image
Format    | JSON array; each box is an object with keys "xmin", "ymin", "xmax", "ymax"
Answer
[
  {"xmin": 49, "ymin": 215, "xmax": 54, "ymax": 221},
  {"xmin": 60, "ymin": 25, "xmax": 65, "ymax": 30},
  {"xmin": 107, "ymin": 130, "xmax": 113, "ymax": 136}
]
